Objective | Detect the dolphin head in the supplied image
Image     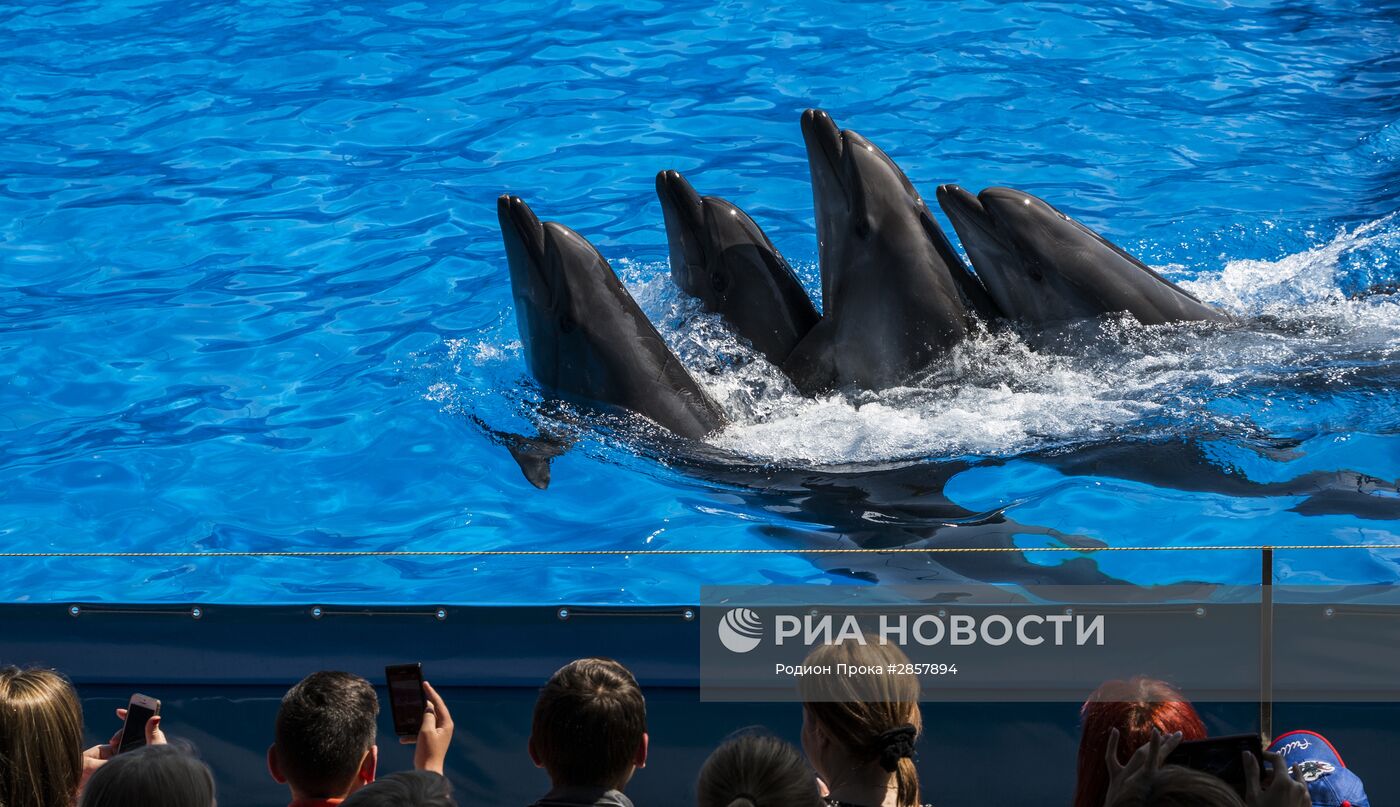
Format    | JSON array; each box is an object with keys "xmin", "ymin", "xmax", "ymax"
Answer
[
  {"xmin": 497, "ymin": 194, "xmax": 613, "ymax": 391},
  {"xmin": 975, "ymin": 186, "xmax": 1084, "ymax": 269},
  {"xmin": 801, "ymin": 109, "xmax": 927, "ymax": 247},
  {"xmin": 976, "ymin": 185, "xmax": 1166, "ymax": 293},
  {"xmin": 936, "ymin": 184, "xmax": 1033, "ymax": 313},
  {"xmin": 656, "ymin": 169, "xmax": 820, "ymax": 366},
  {"xmin": 794, "ymin": 110, "xmax": 981, "ymax": 388},
  {"xmin": 655, "ymin": 170, "xmax": 709, "ymax": 298},
  {"xmin": 957, "ymin": 186, "xmax": 1223, "ymax": 325},
  {"xmin": 498, "ymin": 194, "xmax": 729, "ymax": 438},
  {"xmin": 802, "ymin": 110, "xmax": 945, "ymax": 301},
  {"xmin": 655, "ymin": 169, "xmax": 790, "ymax": 307}
]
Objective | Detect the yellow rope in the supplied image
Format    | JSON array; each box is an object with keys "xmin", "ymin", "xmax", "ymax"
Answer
[{"xmin": 1, "ymin": 544, "xmax": 1398, "ymax": 558}]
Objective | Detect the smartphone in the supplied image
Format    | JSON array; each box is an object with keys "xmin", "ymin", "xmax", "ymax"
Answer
[
  {"xmin": 117, "ymin": 694, "xmax": 160, "ymax": 754},
  {"xmin": 386, "ymin": 663, "xmax": 426, "ymax": 737},
  {"xmin": 1165, "ymin": 734, "xmax": 1264, "ymax": 797}
]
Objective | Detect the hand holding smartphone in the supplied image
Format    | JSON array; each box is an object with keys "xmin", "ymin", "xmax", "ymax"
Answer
[
  {"xmin": 1164, "ymin": 733, "xmax": 1264, "ymax": 797},
  {"xmin": 116, "ymin": 693, "xmax": 161, "ymax": 754},
  {"xmin": 386, "ymin": 663, "xmax": 426, "ymax": 738}
]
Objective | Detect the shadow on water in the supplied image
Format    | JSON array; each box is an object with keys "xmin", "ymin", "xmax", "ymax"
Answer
[{"xmin": 479, "ymin": 402, "xmax": 1400, "ymax": 588}]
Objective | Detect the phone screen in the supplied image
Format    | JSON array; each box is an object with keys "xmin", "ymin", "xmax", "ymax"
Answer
[
  {"xmin": 117, "ymin": 697, "xmax": 159, "ymax": 754},
  {"xmin": 1164, "ymin": 734, "xmax": 1263, "ymax": 797},
  {"xmin": 386, "ymin": 663, "xmax": 426, "ymax": 737}
]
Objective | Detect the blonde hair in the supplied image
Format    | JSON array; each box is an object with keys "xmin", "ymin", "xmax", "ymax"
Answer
[
  {"xmin": 799, "ymin": 640, "xmax": 923, "ymax": 807},
  {"xmin": 0, "ymin": 666, "xmax": 85, "ymax": 807}
]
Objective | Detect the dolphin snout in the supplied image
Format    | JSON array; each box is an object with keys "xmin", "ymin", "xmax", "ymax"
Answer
[
  {"xmin": 936, "ymin": 184, "xmax": 997, "ymax": 235},
  {"xmin": 497, "ymin": 194, "xmax": 551, "ymax": 274},
  {"xmin": 655, "ymin": 169, "xmax": 704, "ymax": 231},
  {"xmin": 800, "ymin": 108, "xmax": 844, "ymax": 174}
]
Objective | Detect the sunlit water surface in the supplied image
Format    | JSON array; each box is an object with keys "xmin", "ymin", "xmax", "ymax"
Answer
[{"xmin": 2, "ymin": 0, "xmax": 1399, "ymax": 603}]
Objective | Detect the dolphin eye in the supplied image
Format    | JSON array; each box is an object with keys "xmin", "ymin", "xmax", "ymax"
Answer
[
  {"xmin": 558, "ymin": 313, "xmax": 576, "ymax": 333},
  {"xmin": 711, "ymin": 271, "xmax": 729, "ymax": 295}
]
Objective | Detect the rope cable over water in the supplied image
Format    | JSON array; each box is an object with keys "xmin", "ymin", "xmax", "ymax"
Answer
[{"xmin": 3, "ymin": 544, "xmax": 1400, "ymax": 558}]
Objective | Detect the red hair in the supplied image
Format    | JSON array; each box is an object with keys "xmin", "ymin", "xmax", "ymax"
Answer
[{"xmin": 1072, "ymin": 677, "xmax": 1207, "ymax": 807}]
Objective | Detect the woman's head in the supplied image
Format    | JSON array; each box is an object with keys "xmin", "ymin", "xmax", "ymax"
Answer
[
  {"xmin": 798, "ymin": 640, "xmax": 922, "ymax": 807},
  {"xmin": 0, "ymin": 666, "xmax": 85, "ymax": 807},
  {"xmin": 1074, "ymin": 677, "xmax": 1208, "ymax": 807},
  {"xmin": 696, "ymin": 732, "xmax": 823, "ymax": 807},
  {"xmin": 79, "ymin": 744, "xmax": 216, "ymax": 807}
]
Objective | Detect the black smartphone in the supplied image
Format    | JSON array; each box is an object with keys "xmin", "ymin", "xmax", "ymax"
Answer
[
  {"xmin": 1165, "ymin": 734, "xmax": 1264, "ymax": 797},
  {"xmin": 117, "ymin": 693, "xmax": 160, "ymax": 754},
  {"xmin": 386, "ymin": 663, "xmax": 426, "ymax": 737}
]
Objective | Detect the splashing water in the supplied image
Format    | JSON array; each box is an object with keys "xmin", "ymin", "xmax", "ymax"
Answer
[{"xmin": 461, "ymin": 215, "xmax": 1400, "ymax": 468}]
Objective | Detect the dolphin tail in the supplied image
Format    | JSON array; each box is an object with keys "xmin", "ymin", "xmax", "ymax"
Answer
[
  {"xmin": 505, "ymin": 432, "xmax": 571, "ymax": 490},
  {"xmin": 471, "ymin": 415, "xmax": 572, "ymax": 490}
]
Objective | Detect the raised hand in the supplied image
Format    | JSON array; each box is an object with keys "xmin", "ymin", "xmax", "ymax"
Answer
[
  {"xmin": 1102, "ymin": 728, "xmax": 1184, "ymax": 807},
  {"xmin": 1244, "ymin": 749, "xmax": 1310, "ymax": 807}
]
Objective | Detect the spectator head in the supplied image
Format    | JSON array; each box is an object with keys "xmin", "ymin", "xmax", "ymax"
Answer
[
  {"xmin": 528, "ymin": 658, "xmax": 647, "ymax": 790},
  {"xmin": 0, "ymin": 666, "xmax": 85, "ymax": 807},
  {"xmin": 1267, "ymin": 730, "xmax": 1370, "ymax": 807},
  {"xmin": 1104, "ymin": 764, "xmax": 1244, "ymax": 807},
  {"xmin": 342, "ymin": 771, "xmax": 456, "ymax": 807},
  {"xmin": 797, "ymin": 640, "xmax": 923, "ymax": 807},
  {"xmin": 268, "ymin": 671, "xmax": 380, "ymax": 799},
  {"xmin": 1074, "ymin": 677, "xmax": 1208, "ymax": 807},
  {"xmin": 79, "ymin": 743, "xmax": 215, "ymax": 807},
  {"xmin": 696, "ymin": 731, "xmax": 824, "ymax": 807}
]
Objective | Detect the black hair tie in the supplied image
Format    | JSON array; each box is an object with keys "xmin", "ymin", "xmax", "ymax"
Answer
[{"xmin": 875, "ymin": 724, "xmax": 918, "ymax": 772}]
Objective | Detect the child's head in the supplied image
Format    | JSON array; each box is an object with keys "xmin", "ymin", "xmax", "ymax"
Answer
[
  {"xmin": 269, "ymin": 671, "xmax": 380, "ymax": 799},
  {"xmin": 528, "ymin": 658, "xmax": 648, "ymax": 790}
]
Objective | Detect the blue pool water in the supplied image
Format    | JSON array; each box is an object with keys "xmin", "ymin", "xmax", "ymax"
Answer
[{"xmin": 2, "ymin": 0, "xmax": 1399, "ymax": 604}]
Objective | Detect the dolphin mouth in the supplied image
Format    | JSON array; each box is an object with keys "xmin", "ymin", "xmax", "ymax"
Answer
[
  {"xmin": 498, "ymin": 194, "xmax": 546, "ymax": 268},
  {"xmin": 801, "ymin": 108, "xmax": 846, "ymax": 193},
  {"xmin": 656, "ymin": 169, "xmax": 705, "ymax": 235},
  {"xmin": 936, "ymin": 184, "xmax": 999, "ymax": 240},
  {"xmin": 655, "ymin": 169, "xmax": 710, "ymax": 290}
]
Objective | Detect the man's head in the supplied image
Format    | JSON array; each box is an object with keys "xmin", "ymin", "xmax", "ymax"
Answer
[
  {"xmin": 528, "ymin": 658, "xmax": 648, "ymax": 790},
  {"xmin": 268, "ymin": 671, "xmax": 380, "ymax": 799}
]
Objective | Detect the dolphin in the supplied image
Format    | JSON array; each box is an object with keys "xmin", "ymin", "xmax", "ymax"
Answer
[
  {"xmin": 655, "ymin": 169, "xmax": 820, "ymax": 369},
  {"xmin": 937, "ymin": 185, "xmax": 1229, "ymax": 327},
  {"xmin": 498, "ymin": 194, "xmax": 727, "ymax": 439},
  {"xmin": 782, "ymin": 110, "xmax": 995, "ymax": 394}
]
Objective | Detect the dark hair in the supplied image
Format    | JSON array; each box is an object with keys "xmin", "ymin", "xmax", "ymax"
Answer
[
  {"xmin": 1074, "ymin": 677, "xmax": 1208, "ymax": 807},
  {"xmin": 342, "ymin": 771, "xmax": 456, "ymax": 807},
  {"xmin": 1104, "ymin": 764, "xmax": 1244, "ymax": 807},
  {"xmin": 79, "ymin": 744, "xmax": 215, "ymax": 807},
  {"xmin": 530, "ymin": 658, "xmax": 646, "ymax": 788},
  {"xmin": 696, "ymin": 733, "xmax": 823, "ymax": 807},
  {"xmin": 275, "ymin": 671, "xmax": 379, "ymax": 797},
  {"xmin": 0, "ymin": 666, "xmax": 85, "ymax": 807}
]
